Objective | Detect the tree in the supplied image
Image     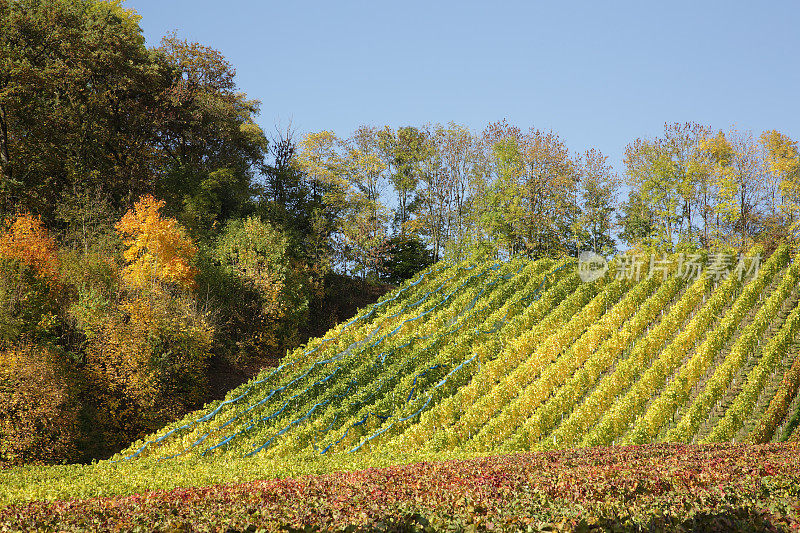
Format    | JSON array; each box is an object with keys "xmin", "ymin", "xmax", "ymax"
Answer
[
  {"xmin": 346, "ymin": 125, "xmax": 387, "ymax": 212},
  {"xmin": 0, "ymin": 342, "xmax": 83, "ymax": 466},
  {"xmin": 577, "ymin": 148, "xmax": 620, "ymax": 254},
  {"xmin": 343, "ymin": 125, "xmax": 390, "ymax": 273},
  {"xmin": 624, "ymin": 138, "xmax": 681, "ymax": 249},
  {"xmin": 294, "ymin": 130, "xmax": 353, "ymax": 272},
  {"xmin": 623, "ymin": 123, "xmax": 710, "ymax": 250},
  {"xmin": 617, "ymin": 190, "xmax": 655, "ymax": 248},
  {"xmin": 115, "ymin": 195, "xmax": 197, "ymax": 290},
  {"xmin": 378, "ymin": 126, "xmax": 428, "ymax": 234},
  {"xmin": 153, "ymin": 35, "xmax": 268, "ymax": 236},
  {"xmin": 414, "ymin": 125, "xmax": 452, "ymax": 260},
  {"xmin": 0, "ymin": 213, "xmax": 60, "ymax": 283},
  {"xmin": 0, "ymin": 0, "xmax": 159, "ymax": 217},
  {"xmin": 215, "ymin": 217, "xmax": 290, "ymax": 312},
  {"xmin": 760, "ymin": 130, "xmax": 800, "ymax": 236},
  {"xmin": 663, "ymin": 123, "xmax": 709, "ymax": 243},
  {"xmin": 0, "ymin": 1, "xmax": 267, "ymax": 237},
  {"xmin": 479, "ymin": 122, "xmax": 579, "ymax": 258},
  {"xmin": 210, "ymin": 216, "xmax": 311, "ymax": 362},
  {"xmin": 699, "ymin": 129, "xmax": 767, "ymax": 248},
  {"xmin": 260, "ymin": 125, "xmax": 307, "ymax": 234},
  {"xmin": 0, "ymin": 214, "xmax": 63, "ymax": 345},
  {"xmin": 437, "ymin": 122, "xmax": 483, "ymax": 261},
  {"xmin": 380, "ymin": 235, "xmax": 434, "ymax": 285}
]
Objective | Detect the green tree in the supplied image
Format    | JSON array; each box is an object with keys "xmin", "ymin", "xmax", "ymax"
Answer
[
  {"xmin": 342, "ymin": 126, "xmax": 390, "ymax": 277},
  {"xmin": 380, "ymin": 235, "xmax": 434, "ymax": 285},
  {"xmin": 0, "ymin": 1, "xmax": 267, "ymax": 238},
  {"xmin": 623, "ymin": 123, "xmax": 710, "ymax": 250},
  {"xmin": 479, "ymin": 122, "xmax": 579, "ymax": 258},
  {"xmin": 617, "ymin": 189, "xmax": 655, "ymax": 248},
  {"xmin": 378, "ymin": 126, "xmax": 428, "ymax": 234},
  {"xmin": 577, "ymin": 148, "xmax": 619, "ymax": 254},
  {"xmin": 437, "ymin": 122, "xmax": 483, "ymax": 261},
  {"xmin": 0, "ymin": 0, "xmax": 160, "ymax": 217},
  {"xmin": 624, "ymin": 138, "xmax": 681, "ymax": 249}
]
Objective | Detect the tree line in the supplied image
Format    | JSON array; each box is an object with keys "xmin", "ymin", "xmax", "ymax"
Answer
[{"xmin": 290, "ymin": 120, "xmax": 800, "ymax": 275}]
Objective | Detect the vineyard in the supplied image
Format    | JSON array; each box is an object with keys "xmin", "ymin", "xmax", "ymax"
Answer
[
  {"xmin": 109, "ymin": 244, "xmax": 800, "ymax": 464},
  {"xmin": 3, "ymin": 247, "xmax": 800, "ymax": 530}
]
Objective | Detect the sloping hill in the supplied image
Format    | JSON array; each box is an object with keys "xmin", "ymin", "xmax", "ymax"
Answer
[{"xmin": 115, "ymin": 244, "xmax": 800, "ymax": 463}]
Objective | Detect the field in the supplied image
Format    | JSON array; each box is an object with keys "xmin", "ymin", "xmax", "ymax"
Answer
[{"xmin": 3, "ymin": 247, "xmax": 800, "ymax": 530}]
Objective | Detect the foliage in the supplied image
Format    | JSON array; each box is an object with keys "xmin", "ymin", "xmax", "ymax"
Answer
[
  {"xmin": 209, "ymin": 216, "xmax": 312, "ymax": 365},
  {"xmin": 115, "ymin": 195, "xmax": 198, "ymax": 290},
  {"xmin": 0, "ymin": 444, "xmax": 798, "ymax": 531},
  {"xmin": 0, "ymin": 0, "xmax": 266, "ymax": 235},
  {"xmin": 0, "ymin": 343, "xmax": 83, "ymax": 466},
  {"xmin": 0, "ymin": 213, "xmax": 60, "ymax": 283},
  {"xmin": 479, "ymin": 122, "xmax": 579, "ymax": 258},
  {"xmin": 214, "ymin": 216, "xmax": 289, "ymax": 313},
  {"xmin": 576, "ymin": 148, "xmax": 620, "ymax": 255},
  {"xmin": 379, "ymin": 235, "xmax": 435, "ymax": 285},
  {"xmin": 80, "ymin": 286, "xmax": 213, "ymax": 453},
  {"xmin": 0, "ymin": 214, "xmax": 63, "ymax": 344}
]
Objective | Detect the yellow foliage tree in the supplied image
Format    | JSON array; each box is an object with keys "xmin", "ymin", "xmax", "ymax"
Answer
[
  {"xmin": 761, "ymin": 130, "xmax": 800, "ymax": 234},
  {"xmin": 115, "ymin": 196, "xmax": 197, "ymax": 289}
]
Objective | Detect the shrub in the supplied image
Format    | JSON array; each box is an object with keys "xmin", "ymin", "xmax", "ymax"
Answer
[{"xmin": 0, "ymin": 342, "xmax": 83, "ymax": 466}]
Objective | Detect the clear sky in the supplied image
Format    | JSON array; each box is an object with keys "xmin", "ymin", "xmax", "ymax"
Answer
[{"xmin": 127, "ymin": 0, "xmax": 799, "ymax": 175}]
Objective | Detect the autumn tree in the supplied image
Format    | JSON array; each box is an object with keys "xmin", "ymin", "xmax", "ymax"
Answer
[
  {"xmin": 115, "ymin": 195, "xmax": 198, "ymax": 290},
  {"xmin": 699, "ymin": 129, "xmax": 768, "ymax": 248},
  {"xmin": 0, "ymin": 214, "xmax": 83, "ymax": 465},
  {"xmin": 479, "ymin": 122, "xmax": 579, "ymax": 258},
  {"xmin": 0, "ymin": 213, "xmax": 63, "ymax": 345},
  {"xmin": 624, "ymin": 138, "xmax": 681, "ymax": 248},
  {"xmin": 0, "ymin": 343, "xmax": 83, "ymax": 466},
  {"xmin": 760, "ymin": 130, "xmax": 800, "ymax": 236},
  {"xmin": 577, "ymin": 149, "xmax": 620, "ymax": 254},
  {"xmin": 0, "ymin": 213, "xmax": 60, "ymax": 283},
  {"xmin": 72, "ymin": 199, "xmax": 212, "ymax": 453},
  {"xmin": 294, "ymin": 130, "xmax": 353, "ymax": 272}
]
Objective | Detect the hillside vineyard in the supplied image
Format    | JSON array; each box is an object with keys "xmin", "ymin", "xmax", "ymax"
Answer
[{"xmin": 115, "ymin": 244, "xmax": 800, "ymax": 462}]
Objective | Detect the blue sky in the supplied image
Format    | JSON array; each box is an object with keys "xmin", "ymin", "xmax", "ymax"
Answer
[{"xmin": 128, "ymin": 0, "xmax": 800, "ymax": 176}]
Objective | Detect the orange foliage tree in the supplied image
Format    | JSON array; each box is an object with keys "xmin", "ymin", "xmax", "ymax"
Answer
[
  {"xmin": 0, "ymin": 213, "xmax": 63, "ymax": 345},
  {"xmin": 0, "ymin": 213, "xmax": 60, "ymax": 283},
  {"xmin": 115, "ymin": 196, "xmax": 197, "ymax": 289}
]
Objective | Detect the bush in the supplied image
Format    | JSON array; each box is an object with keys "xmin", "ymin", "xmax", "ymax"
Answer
[
  {"xmin": 0, "ymin": 342, "xmax": 83, "ymax": 466},
  {"xmin": 206, "ymin": 216, "xmax": 313, "ymax": 368},
  {"xmin": 379, "ymin": 235, "xmax": 434, "ymax": 285}
]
